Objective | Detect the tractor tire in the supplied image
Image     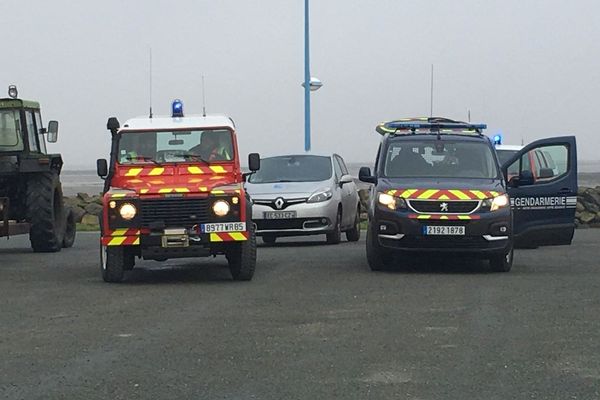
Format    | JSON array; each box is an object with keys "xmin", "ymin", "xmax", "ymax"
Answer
[
  {"xmin": 26, "ymin": 172, "xmax": 65, "ymax": 252},
  {"xmin": 62, "ymin": 208, "xmax": 77, "ymax": 248},
  {"xmin": 101, "ymin": 244, "xmax": 125, "ymax": 283},
  {"xmin": 227, "ymin": 221, "xmax": 257, "ymax": 281},
  {"xmin": 345, "ymin": 206, "xmax": 361, "ymax": 242}
]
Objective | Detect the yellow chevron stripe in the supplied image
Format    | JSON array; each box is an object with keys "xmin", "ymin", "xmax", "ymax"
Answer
[
  {"xmin": 199, "ymin": 187, "xmax": 208, "ymax": 192},
  {"xmin": 438, "ymin": 194, "xmax": 450, "ymax": 200},
  {"xmin": 188, "ymin": 166, "xmax": 204, "ymax": 174},
  {"xmin": 175, "ymin": 188, "xmax": 190, "ymax": 193},
  {"xmin": 210, "ymin": 233, "xmax": 223, "ymax": 242},
  {"xmin": 457, "ymin": 215, "xmax": 472, "ymax": 220},
  {"xmin": 108, "ymin": 237, "xmax": 127, "ymax": 246},
  {"xmin": 140, "ymin": 189, "xmax": 149, "ymax": 194},
  {"xmin": 228, "ymin": 232, "xmax": 247, "ymax": 241},
  {"xmin": 387, "ymin": 189, "xmax": 397, "ymax": 196},
  {"xmin": 125, "ymin": 168, "xmax": 143, "ymax": 177},
  {"xmin": 158, "ymin": 188, "xmax": 173, "ymax": 194},
  {"xmin": 211, "ymin": 190, "xmax": 225, "ymax": 195},
  {"xmin": 399, "ymin": 189, "xmax": 418, "ymax": 198},
  {"xmin": 110, "ymin": 194, "xmax": 126, "ymax": 198},
  {"xmin": 417, "ymin": 215, "xmax": 431, "ymax": 219},
  {"xmin": 449, "ymin": 190, "xmax": 470, "ymax": 200},
  {"xmin": 111, "ymin": 229, "xmax": 128, "ymax": 236},
  {"xmin": 148, "ymin": 167, "xmax": 165, "ymax": 176},
  {"xmin": 210, "ymin": 166, "xmax": 227, "ymax": 173},
  {"xmin": 132, "ymin": 238, "xmax": 140, "ymax": 245},
  {"xmin": 418, "ymin": 189, "xmax": 438, "ymax": 199},
  {"xmin": 490, "ymin": 191, "xmax": 500, "ymax": 197},
  {"xmin": 440, "ymin": 215, "xmax": 448, "ymax": 220},
  {"xmin": 470, "ymin": 190, "xmax": 487, "ymax": 199}
]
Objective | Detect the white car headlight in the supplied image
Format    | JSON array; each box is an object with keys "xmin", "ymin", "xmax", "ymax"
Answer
[
  {"xmin": 377, "ymin": 192, "xmax": 406, "ymax": 210},
  {"xmin": 307, "ymin": 188, "xmax": 333, "ymax": 203},
  {"xmin": 212, "ymin": 200, "xmax": 230, "ymax": 217},
  {"xmin": 490, "ymin": 194, "xmax": 509, "ymax": 211},
  {"xmin": 119, "ymin": 203, "xmax": 137, "ymax": 220}
]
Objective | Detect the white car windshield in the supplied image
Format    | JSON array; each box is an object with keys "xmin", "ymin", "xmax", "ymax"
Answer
[{"xmin": 249, "ymin": 155, "xmax": 332, "ymax": 183}]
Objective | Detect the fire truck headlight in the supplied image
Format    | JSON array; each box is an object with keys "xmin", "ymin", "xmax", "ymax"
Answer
[
  {"xmin": 119, "ymin": 203, "xmax": 137, "ymax": 220},
  {"xmin": 212, "ymin": 200, "xmax": 230, "ymax": 217}
]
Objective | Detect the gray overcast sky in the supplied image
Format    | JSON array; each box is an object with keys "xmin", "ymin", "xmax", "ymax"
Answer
[{"xmin": 3, "ymin": 0, "xmax": 599, "ymax": 168}]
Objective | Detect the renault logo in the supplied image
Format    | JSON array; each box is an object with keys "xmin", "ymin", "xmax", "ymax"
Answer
[
  {"xmin": 440, "ymin": 202, "xmax": 449, "ymax": 212},
  {"xmin": 274, "ymin": 197, "xmax": 285, "ymax": 210}
]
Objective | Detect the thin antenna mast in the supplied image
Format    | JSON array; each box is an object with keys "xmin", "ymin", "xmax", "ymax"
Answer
[
  {"xmin": 149, "ymin": 48, "xmax": 153, "ymax": 119},
  {"xmin": 430, "ymin": 64, "xmax": 434, "ymax": 117},
  {"xmin": 468, "ymin": 109, "xmax": 471, "ymax": 122},
  {"xmin": 202, "ymin": 75, "xmax": 207, "ymax": 117}
]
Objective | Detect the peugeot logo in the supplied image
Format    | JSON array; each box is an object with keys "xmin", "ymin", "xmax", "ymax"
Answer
[
  {"xmin": 274, "ymin": 197, "xmax": 285, "ymax": 210},
  {"xmin": 440, "ymin": 202, "xmax": 449, "ymax": 212}
]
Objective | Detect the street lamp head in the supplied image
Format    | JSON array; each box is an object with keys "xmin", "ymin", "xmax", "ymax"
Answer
[{"xmin": 302, "ymin": 77, "xmax": 323, "ymax": 92}]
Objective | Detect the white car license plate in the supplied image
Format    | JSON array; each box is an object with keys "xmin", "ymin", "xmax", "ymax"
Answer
[
  {"xmin": 423, "ymin": 225, "xmax": 465, "ymax": 236},
  {"xmin": 201, "ymin": 222, "xmax": 246, "ymax": 233},
  {"xmin": 264, "ymin": 211, "xmax": 297, "ymax": 219}
]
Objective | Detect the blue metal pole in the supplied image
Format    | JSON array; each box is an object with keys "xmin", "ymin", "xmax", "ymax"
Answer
[{"xmin": 304, "ymin": 0, "xmax": 311, "ymax": 152}]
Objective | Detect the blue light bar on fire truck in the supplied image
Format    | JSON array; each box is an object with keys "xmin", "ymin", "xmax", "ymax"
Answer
[{"xmin": 172, "ymin": 99, "xmax": 184, "ymax": 117}]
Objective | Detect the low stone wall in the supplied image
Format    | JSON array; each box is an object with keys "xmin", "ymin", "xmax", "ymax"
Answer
[
  {"xmin": 358, "ymin": 187, "xmax": 600, "ymax": 228},
  {"xmin": 576, "ymin": 187, "xmax": 600, "ymax": 228},
  {"xmin": 64, "ymin": 193, "xmax": 102, "ymax": 228}
]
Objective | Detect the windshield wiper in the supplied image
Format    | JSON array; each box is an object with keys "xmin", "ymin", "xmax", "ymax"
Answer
[{"xmin": 124, "ymin": 155, "xmax": 161, "ymax": 165}]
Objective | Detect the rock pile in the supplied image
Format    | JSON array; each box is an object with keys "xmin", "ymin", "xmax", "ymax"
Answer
[
  {"xmin": 576, "ymin": 187, "xmax": 600, "ymax": 228},
  {"xmin": 63, "ymin": 193, "xmax": 102, "ymax": 227}
]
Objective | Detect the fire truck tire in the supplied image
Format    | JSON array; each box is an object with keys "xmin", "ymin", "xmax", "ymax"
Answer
[
  {"xmin": 366, "ymin": 224, "xmax": 391, "ymax": 271},
  {"xmin": 227, "ymin": 222, "xmax": 256, "ymax": 281},
  {"xmin": 489, "ymin": 247, "xmax": 513, "ymax": 272},
  {"xmin": 27, "ymin": 172, "xmax": 65, "ymax": 253},
  {"xmin": 345, "ymin": 206, "xmax": 361, "ymax": 242},
  {"xmin": 101, "ymin": 245, "xmax": 125, "ymax": 283},
  {"xmin": 62, "ymin": 208, "xmax": 77, "ymax": 248}
]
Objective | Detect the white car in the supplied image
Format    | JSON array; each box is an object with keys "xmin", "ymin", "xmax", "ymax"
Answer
[{"xmin": 245, "ymin": 154, "xmax": 361, "ymax": 244}]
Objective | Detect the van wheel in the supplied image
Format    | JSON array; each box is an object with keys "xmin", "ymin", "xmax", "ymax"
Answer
[
  {"xmin": 366, "ymin": 225, "xmax": 391, "ymax": 271},
  {"xmin": 326, "ymin": 210, "xmax": 342, "ymax": 244},
  {"xmin": 490, "ymin": 248, "xmax": 513, "ymax": 272},
  {"xmin": 345, "ymin": 206, "xmax": 361, "ymax": 242},
  {"xmin": 101, "ymin": 245, "xmax": 125, "ymax": 283}
]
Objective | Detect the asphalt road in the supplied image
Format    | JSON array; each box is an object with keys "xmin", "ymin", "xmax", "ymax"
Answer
[{"xmin": 1, "ymin": 230, "xmax": 599, "ymax": 400}]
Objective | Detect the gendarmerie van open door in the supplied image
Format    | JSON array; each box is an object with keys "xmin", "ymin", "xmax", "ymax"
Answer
[{"xmin": 502, "ymin": 136, "xmax": 577, "ymax": 248}]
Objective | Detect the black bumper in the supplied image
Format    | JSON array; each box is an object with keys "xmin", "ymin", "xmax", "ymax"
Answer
[{"xmin": 372, "ymin": 208, "xmax": 512, "ymax": 256}]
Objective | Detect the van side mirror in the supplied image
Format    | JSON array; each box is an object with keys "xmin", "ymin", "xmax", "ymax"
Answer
[
  {"xmin": 47, "ymin": 121, "xmax": 59, "ymax": 143},
  {"xmin": 359, "ymin": 166, "xmax": 377, "ymax": 184},
  {"xmin": 248, "ymin": 153, "xmax": 260, "ymax": 172},
  {"xmin": 97, "ymin": 159, "xmax": 108, "ymax": 178}
]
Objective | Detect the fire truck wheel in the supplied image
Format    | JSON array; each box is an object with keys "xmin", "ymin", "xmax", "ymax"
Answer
[
  {"xmin": 27, "ymin": 172, "xmax": 65, "ymax": 252},
  {"xmin": 227, "ymin": 223, "xmax": 257, "ymax": 281},
  {"xmin": 101, "ymin": 244, "xmax": 125, "ymax": 283},
  {"xmin": 62, "ymin": 208, "xmax": 77, "ymax": 248}
]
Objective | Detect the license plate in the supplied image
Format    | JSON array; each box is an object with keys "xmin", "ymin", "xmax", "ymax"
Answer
[
  {"xmin": 201, "ymin": 222, "xmax": 246, "ymax": 233},
  {"xmin": 423, "ymin": 225, "xmax": 465, "ymax": 235},
  {"xmin": 264, "ymin": 211, "xmax": 297, "ymax": 219}
]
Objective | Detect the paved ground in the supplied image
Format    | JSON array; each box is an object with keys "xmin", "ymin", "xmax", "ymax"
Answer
[{"xmin": 1, "ymin": 230, "xmax": 599, "ymax": 400}]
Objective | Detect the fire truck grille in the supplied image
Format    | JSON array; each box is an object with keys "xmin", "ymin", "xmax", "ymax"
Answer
[{"xmin": 140, "ymin": 198, "xmax": 210, "ymax": 228}]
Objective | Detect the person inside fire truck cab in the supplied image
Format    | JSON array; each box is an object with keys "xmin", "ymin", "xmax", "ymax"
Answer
[
  {"xmin": 119, "ymin": 133, "xmax": 156, "ymax": 163},
  {"xmin": 190, "ymin": 131, "xmax": 231, "ymax": 161}
]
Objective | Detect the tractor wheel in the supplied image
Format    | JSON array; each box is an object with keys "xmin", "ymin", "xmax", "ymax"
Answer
[
  {"xmin": 62, "ymin": 208, "xmax": 77, "ymax": 248},
  {"xmin": 227, "ymin": 222, "xmax": 257, "ymax": 281},
  {"xmin": 26, "ymin": 172, "xmax": 65, "ymax": 252}
]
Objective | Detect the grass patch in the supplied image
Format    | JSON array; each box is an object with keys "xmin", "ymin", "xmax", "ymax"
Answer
[{"xmin": 76, "ymin": 223, "xmax": 100, "ymax": 232}]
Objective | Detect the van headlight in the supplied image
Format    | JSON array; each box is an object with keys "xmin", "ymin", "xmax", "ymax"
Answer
[
  {"xmin": 212, "ymin": 200, "xmax": 230, "ymax": 216},
  {"xmin": 307, "ymin": 188, "xmax": 333, "ymax": 203},
  {"xmin": 119, "ymin": 203, "xmax": 137, "ymax": 220},
  {"xmin": 378, "ymin": 192, "xmax": 406, "ymax": 210},
  {"xmin": 484, "ymin": 194, "xmax": 509, "ymax": 211}
]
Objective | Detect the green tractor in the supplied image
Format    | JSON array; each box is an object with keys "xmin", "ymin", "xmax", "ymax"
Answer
[{"xmin": 0, "ymin": 85, "xmax": 75, "ymax": 251}]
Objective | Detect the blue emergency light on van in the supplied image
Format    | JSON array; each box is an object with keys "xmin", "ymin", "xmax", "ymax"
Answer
[
  {"xmin": 493, "ymin": 134, "xmax": 502, "ymax": 145},
  {"xmin": 172, "ymin": 99, "xmax": 184, "ymax": 117}
]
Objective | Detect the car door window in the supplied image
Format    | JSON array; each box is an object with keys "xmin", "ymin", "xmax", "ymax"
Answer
[
  {"xmin": 34, "ymin": 111, "xmax": 47, "ymax": 154},
  {"xmin": 336, "ymin": 155, "xmax": 349, "ymax": 176},
  {"xmin": 25, "ymin": 111, "xmax": 39, "ymax": 152},
  {"xmin": 333, "ymin": 157, "xmax": 343, "ymax": 181},
  {"xmin": 532, "ymin": 145, "xmax": 568, "ymax": 182}
]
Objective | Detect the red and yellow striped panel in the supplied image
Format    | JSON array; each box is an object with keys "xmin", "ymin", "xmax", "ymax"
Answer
[
  {"xmin": 209, "ymin": 232, "xmax": 249, "ymax": 242},
  {"xmin": 119, "ymin": 164, "xmax": 233, "ymax": 178},
  {"xmin": 407, "ymin": 214, "xmax": 481, "ymax": 220},
  {"xmin": 387, "ymin": 189, "xmax": 500, "ymax": 200},
  {"xmin": 102, "ymin": 235, "xmax": 140, "ymax": 246}
]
